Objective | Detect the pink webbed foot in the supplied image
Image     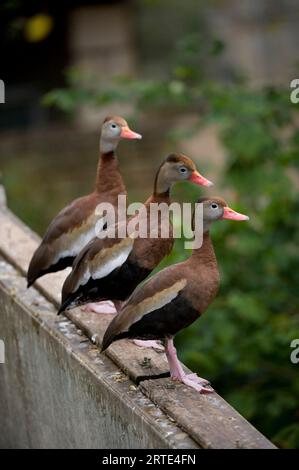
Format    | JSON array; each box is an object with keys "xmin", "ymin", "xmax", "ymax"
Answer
[
  {"xmin": 133, "ymin": 339, "xmax": 165, "ymax": 352},
  {"xmin": 187, "ymin": 372, "xmax": 210, "ymax": 386},
  {"xmin": 172, "ymin": 372, "xmax": 213, "ymax": 393},
  {"xmin": 81, "ymin": 301, "xmax": 117, "ymax": 314},
  {"xmin": 165, "ymin": 338, "xmax": 213, "ymax": 394}
]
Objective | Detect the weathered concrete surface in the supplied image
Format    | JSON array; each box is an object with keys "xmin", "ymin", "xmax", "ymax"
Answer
[
  {"xmin": 0, "ymin": 191, "xmax": 276, "ymax": 449},
  {"xmin": 0, "ymin": 259, "xmax": 197, "ymax": 449}
]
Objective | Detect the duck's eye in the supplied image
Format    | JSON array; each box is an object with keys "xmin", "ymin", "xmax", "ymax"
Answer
[
  {"xmin": 111, "ymin": 123, "xmax": 117, "ymax": 129},
  {"xmin": 211, "ymin": 203, "xmax": 218, "ymax": 209},
  {"xmin": 179, "ymin": 167, "xmax": 187, "ymax": 173}
]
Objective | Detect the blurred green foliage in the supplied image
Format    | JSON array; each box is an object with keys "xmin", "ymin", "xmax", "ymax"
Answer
[{"xmin": 44, "ymin": 32, "xmax": 299, "ymax": 448}]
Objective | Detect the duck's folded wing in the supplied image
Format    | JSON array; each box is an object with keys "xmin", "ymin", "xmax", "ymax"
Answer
[
  {"xmin": 44, "ymin": 193, "xmax": 105, "ymax": 246},
  {"xmin": 61, "ymin": 232, "xmax": 135, "ymax": 301},
  {"xmin": 102, "ymin": 271, "xmax": 187, "ymax": 350},
  {"xmin": 27, "ymin": 194, "xmax": 103, "ymax": 284}
]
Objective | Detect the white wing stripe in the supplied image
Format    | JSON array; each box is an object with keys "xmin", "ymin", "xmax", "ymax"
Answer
[{"xmin": 91, "ymin": 244, "xmax": 132, "ymax": 281}]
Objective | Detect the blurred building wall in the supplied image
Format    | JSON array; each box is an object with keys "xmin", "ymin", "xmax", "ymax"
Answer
[
  {"xmin": 206, "ymin": 0, "xmax": 299, "ymax": 86},
  {"xmin": 1, "ymin": 0, "xmax": 299, "ymax": 131},
  {"xmin": 68, "ymin": 2, "xmax": 136, "ymax": 128},
  {"xmin": 136, "ymin": 0, "xmax": 299, "ymax": 86}
]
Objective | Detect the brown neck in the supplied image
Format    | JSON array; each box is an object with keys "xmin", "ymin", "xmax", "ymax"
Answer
[
  {"xmin": 95, "ymin": 151, "xmax": 126, "ymax": 196},
  {"xmin": 185, "ymin": 230, "xmax": 219, "ymax": 314},
  {"xmin": 149, "ymin": 190, "xmax": 171, "ymax": 204},
  {"xmin": 190, "ymin": 231, "xmax": 217, "ymax": 266},
  {"xmin": 151, "ymin": 169, "xmax": 171, "ymax": 203}
]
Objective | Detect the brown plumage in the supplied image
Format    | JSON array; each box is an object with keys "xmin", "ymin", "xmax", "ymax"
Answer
[
  {"xmin": 58, "ymin": 153, "xmax": 213, "ymax": 314},
  {"xmin": 27, "ymin": 116, "xmax": 141, "ymax": 287},
  {"xmin": 102, "ymin": 197, "xmax": 249, "ymax": 393}
]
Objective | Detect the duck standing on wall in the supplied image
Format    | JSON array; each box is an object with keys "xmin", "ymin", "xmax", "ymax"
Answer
[
  {"xmin": 101, "ymin": 197, "xmax": 249, "ymax": 392},
  {"xmin": 57, "ymin": 154, "xmax": 213, "ymax": 331},
  {"xmin": 27, "ymin": 116, "xmax": 141, "ymax": 288}
]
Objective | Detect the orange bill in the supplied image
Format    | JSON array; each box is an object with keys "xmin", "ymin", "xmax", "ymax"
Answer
[
  {"xmin": 120, "ymin": 126, "xmax": 142, "ymax": 140},
  {"xmin": 222, "ymin": 206, "xmax": 249, "ymax": 221},
  {"xmin": 189, "ymin": 170, "xmax": 213, "ymax": 187}
]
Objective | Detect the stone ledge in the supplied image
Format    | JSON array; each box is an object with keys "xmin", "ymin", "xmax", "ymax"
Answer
[{"xmin": 0, "ymin": 258, "xmax": 197, "ymax": 449}]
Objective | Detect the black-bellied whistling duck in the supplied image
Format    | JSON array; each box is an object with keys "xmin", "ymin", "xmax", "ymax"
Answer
[
  {"xmin": 101, "ymin": 197, "xmax": 249, "ymax": 393},
  {"xmin": 57, "ymin": 154, "xmax": 213, "ymax": 318},
  {"xmin": 27, "ymin": 116, "xmax": 141, "ymax": 288}
]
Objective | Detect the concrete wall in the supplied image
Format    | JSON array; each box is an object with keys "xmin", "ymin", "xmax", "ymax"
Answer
[{"xmin": 0, "ymin": 259, "xmax": 196, "ymax": 449}]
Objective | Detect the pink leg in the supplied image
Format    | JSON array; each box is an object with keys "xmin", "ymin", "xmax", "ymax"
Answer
[
  {"xmin": 165, "ymin": 338, "xmax": 213, "ymax": 393},
  {"xmin": 82, "ymin": 301, "xmax": 117, "ymax": 314},
  {"xmin": 133, "ymin": 339, "xmax": 165, "ymax": 352}
]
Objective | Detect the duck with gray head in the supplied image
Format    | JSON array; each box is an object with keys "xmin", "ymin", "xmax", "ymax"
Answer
[
  {"xmin": 101, "ymin": 197, "xmax": 249, "ymax": 393},
  {"xmin": 27, "ymin": 116, "xmax": 142, "ymax": 288}
]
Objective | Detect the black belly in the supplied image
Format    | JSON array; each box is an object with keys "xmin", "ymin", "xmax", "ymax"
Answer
[
  {"xmin": 69, "ymin": 260, "xmax": 151, "ymax": 307},
  {"xmin": 118, "ymin": 293, "xmax": 200, "ymax": 342}
]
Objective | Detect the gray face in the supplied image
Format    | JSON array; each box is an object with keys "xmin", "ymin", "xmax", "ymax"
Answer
[
  {"xmin": 202, "ymin": 201, "xmax": 225, "ymax": 222},
  {"xmin": 102, "ymin": 120, "xmax": 123, "ymax": 140},
  {"xmin": 156, "ymin": 161, "xmax": 195, "ymax": 194},
  {"xmin": 166, "ymin": 162, "xmax": 193, "ymax": 183}
]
